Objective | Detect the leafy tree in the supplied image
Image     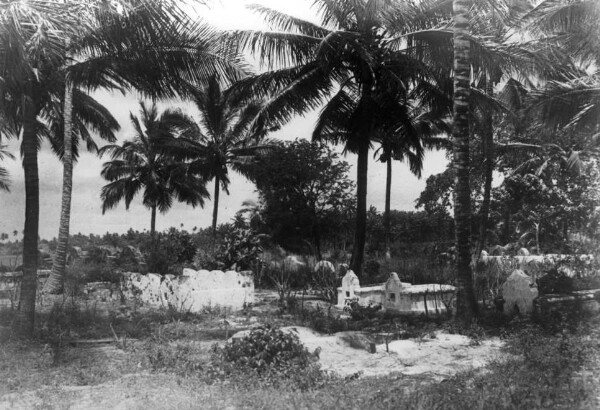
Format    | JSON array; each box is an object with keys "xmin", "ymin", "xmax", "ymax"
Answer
[
  {"xmin": 246, "ymin": 140, "xmax": 355, "ymax": 258},
  {"xmin": 100, "ymin": 102, "xmax": 209, "ymax": 235},
  {"xmin": 492, "ymin": 125, "xmax": 600, "ymax": 253}
]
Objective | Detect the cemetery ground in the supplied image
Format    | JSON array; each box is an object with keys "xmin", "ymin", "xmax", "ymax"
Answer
[{"xmin": 1, "ymin": 287, "xmax": 600, "ymax": 410}]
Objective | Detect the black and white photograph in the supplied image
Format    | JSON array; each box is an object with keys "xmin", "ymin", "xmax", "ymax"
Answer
[{"xmin": 0, "ymin": 0, "xmax": 599, "ymax": 408}]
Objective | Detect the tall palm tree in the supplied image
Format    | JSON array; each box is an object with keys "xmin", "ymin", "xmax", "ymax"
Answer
[
  {"xmin": 40, "ymin": 84, "xmax": 120, "ymax": 293},
  {"xmin": 180, "ymin": 76, "xmax": 273, "ymax": 236},
  {"xmin": 100, "ymin": 102, "xmax": 209, "ymax": 235},
  {"xmin": 376, "ymin": 110, "xmax": 451, "ymax": 251},
  {"xmin": 0, "ymin": 145, "xmax": 14, "ymax": 192},
  {"xmin": 1, "ymin": 0, "xmax": 246, "ymax": 335},
  {"xmin": 452, "ymin": 0, "xmax": 478, "ymax": 320},
  {"xmin": 0, "ymin": 1, "xmax": 92, "ymax": 335},
  {"xmin": 45, "ymin": 0, "xmax": 247, "ymax": 294},
  {"xmin": 229, "ymin": 0, "xmax": 451, "ymax": 276}
]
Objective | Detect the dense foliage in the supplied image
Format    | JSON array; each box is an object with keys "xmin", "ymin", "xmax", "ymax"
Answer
[{"xmin": 246, "ymin": 140, "xmax": 355, "ymax": 257}]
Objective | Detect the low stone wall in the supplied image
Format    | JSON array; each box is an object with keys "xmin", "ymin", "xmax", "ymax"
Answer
[
  {"xmin": 383, "ymin": 284, "xmax": 456, "ymax": 316},
  {"xmin": 355, "ymin": 285, "xmax": 385, "ymax": 306},
  {"xmin": 0, "ymin": 270, "xmax": 50, "ymax": 308},
  {"xmin": 478, "ymin": 254, "xmax": 594, "ymax": 279},
  {"xmin": 122, "ymin": 268, "xmax": 254, "ymax": 312},
  {"xmin": 534, "ymin": 289, "xmax": 600, "ymax": 317}
]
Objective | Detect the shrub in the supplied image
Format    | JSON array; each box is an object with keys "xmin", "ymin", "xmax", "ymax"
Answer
[
  {"xmin": 537, "ymin": 268, "xmax": 574, "ymax": 294},
  {"xmin": 348, "ymin": 301, "xmax": 382, "ymax": 321},
  {"xmin": 296, "ymin": 305, "xmax": 349, "ymax": 334},
  {"xmin": 193, "ymin": 248, "xmax": 224, "ymax": 271},
  {"xmin": 74, "ymin": 261, "xmax": 120, "ymax": 284},
  {"xmin": 209, "ymin": 326, "xmax": 326, "ymax": 390}
]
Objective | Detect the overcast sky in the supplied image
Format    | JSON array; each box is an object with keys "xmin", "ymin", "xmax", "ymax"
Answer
[{"xmin": 0, "ymin": 0, "xmax": 448, "ymax": 240}]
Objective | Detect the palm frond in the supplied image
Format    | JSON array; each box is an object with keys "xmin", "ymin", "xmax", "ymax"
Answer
[
  {"xmin": 251, "ymin": 64, "xmax": 336, "ymax": 134},
  {"xmin": 247, "ymin": 4, "xmax": 332, "ymax": 37},
  {"xmin": 527, "ymin": 76, "xmax": 600, "ymax": 132},
  {"xmin": 226, "ymin": 29, "xmax": 321, "ymax": 70}
]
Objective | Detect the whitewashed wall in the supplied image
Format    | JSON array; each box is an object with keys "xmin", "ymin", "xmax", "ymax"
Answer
[{"xmin": 122, "ymin": 269, "xmax": 254, "ymax": 312}]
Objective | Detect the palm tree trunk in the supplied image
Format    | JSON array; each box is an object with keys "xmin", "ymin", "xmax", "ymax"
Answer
[
  {"xmin": 212, "ymin": 175, "xmax": 220, "ymax": 236},
  {"xmin": 150, "ymin": 204, "xmax": 157, "ymax": 236},
  {"xmin": 452, "ymin": 0, "xmax": 478, "ymax": 321},
  {"xmin": 351, "ymin": 137, "xmax": 369, "ymax": 277},
  {"xmin": 15, "ymin": 85, "xmax": 40, "ymax": 337},
  {"xmin": 476, "ymin": 79, "xmax": 494, "ymax": 260},
  {"xmin": 45, "ymin": 79, "xmax": 74, "ymax": 294},
  {"xmin": 384, "ymin": 156, "xmax": 392, "ymax": 252},
  {"xmin": 535, "ymin": 222, "xmax": 540, "ymax": 254}
]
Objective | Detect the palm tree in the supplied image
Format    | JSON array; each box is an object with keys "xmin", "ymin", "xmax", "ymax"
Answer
[
  {"xmin": 1, "ymin": 0, "xmax": 245, "ymax": 334},
  {"xmin": 0, "ymin": 1, "xmax": 90, "ymax": 335},
  {"xmin": 0, "ymin": 145, "xmax": 14, "ymax": 192},
  {"xmin": 229, "ymin": 1, "xmax": 451, "ymax": 276},
  {"xmin": 180, "ymin": 76, "xmax": 273, "ymax": 236},
  {"xmin": 375, "ymin": 110, "xmax": 451, "ymax": 252},
  {"xmin": 452, "ymin": 0, "xmax": 478, "ymax": 320},
  {"xmin": 42, "ymin": 0, "xmax": 246, "ymax": 294},
  {"xmin": 40, "ymin": 84, "xmax": 120, "ymax": 293},
  {"xmin": 100, "ymin": 102, "xmax": 209, "ymax": 235}
]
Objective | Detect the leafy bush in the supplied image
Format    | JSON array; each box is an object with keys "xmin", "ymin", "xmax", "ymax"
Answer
[
  {"xmin": 295, "ymin": 305, "xmax": 350, "ymax": 334},
  {"xmin": 347, "ymin": 301, "xmax": 382, "ymax": 321},
  {"xmin": 209, "ymin": 326, "xmax": 326, "ymax": 390},
  {"xmin": 113, "ymin": 246, "xmax": 141, "ymax": 272},
  {"xmin": 218, "ymin": 217, "xmax": 266, "ymax": 271},
  {"xmin": 193, "ymin": 247, "xmax": 224, "ymax": 271},
  {"xmin": 73, "ymin": 261, "xmax": 120, "ymax": 284}
]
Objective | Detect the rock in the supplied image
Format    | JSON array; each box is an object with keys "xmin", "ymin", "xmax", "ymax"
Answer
[
  {"xmin": 502, "ymin": 270, "xmax": 538, "ymax": 315},
  {"xmin": 229, "ymin": 329, "xmax": 252, "ymax": 342},
  {"xmin": 336, "ymin": 331, "xmax": 376, "ymax": 351}
]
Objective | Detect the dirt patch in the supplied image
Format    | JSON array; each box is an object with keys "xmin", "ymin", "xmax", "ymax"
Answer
[{"xmin": 279, "ymin": 326, "xmax": 505, "ymax": 379}]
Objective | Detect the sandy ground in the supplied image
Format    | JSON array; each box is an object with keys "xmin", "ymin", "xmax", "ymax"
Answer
[
  {"xmin": 0, "ymin": 326, "xmax": 506, "ymax": 409},
  {"xmin": 279, "ymin": 326, "xmax": 505, "ymax": 379},
  {"xmin": 0, "ymin": 374, "xmax": 242, "ymax": 410}
]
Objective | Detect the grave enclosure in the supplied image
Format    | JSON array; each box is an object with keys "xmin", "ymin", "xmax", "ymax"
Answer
[{"xmin": 337, "ymin": 271, "xmax": 456, "ymax": 316}]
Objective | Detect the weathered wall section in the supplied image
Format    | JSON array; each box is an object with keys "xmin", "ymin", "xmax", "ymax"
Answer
[{"xmin": 122, "ymin": 268, "xmax": 254, "ymax": 312}]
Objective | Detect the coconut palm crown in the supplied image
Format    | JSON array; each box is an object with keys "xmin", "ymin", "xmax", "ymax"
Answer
[
  {"xmin": 226, "ymin": 0, "xmax": 461, "ymax": 276},
  {"xmin": 176, "ymin": 75, "xmax": 275, "ymax": 236},
  {"xmin": 100, "ymin": 102, "xmax": 209, "ymax": 235}
]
